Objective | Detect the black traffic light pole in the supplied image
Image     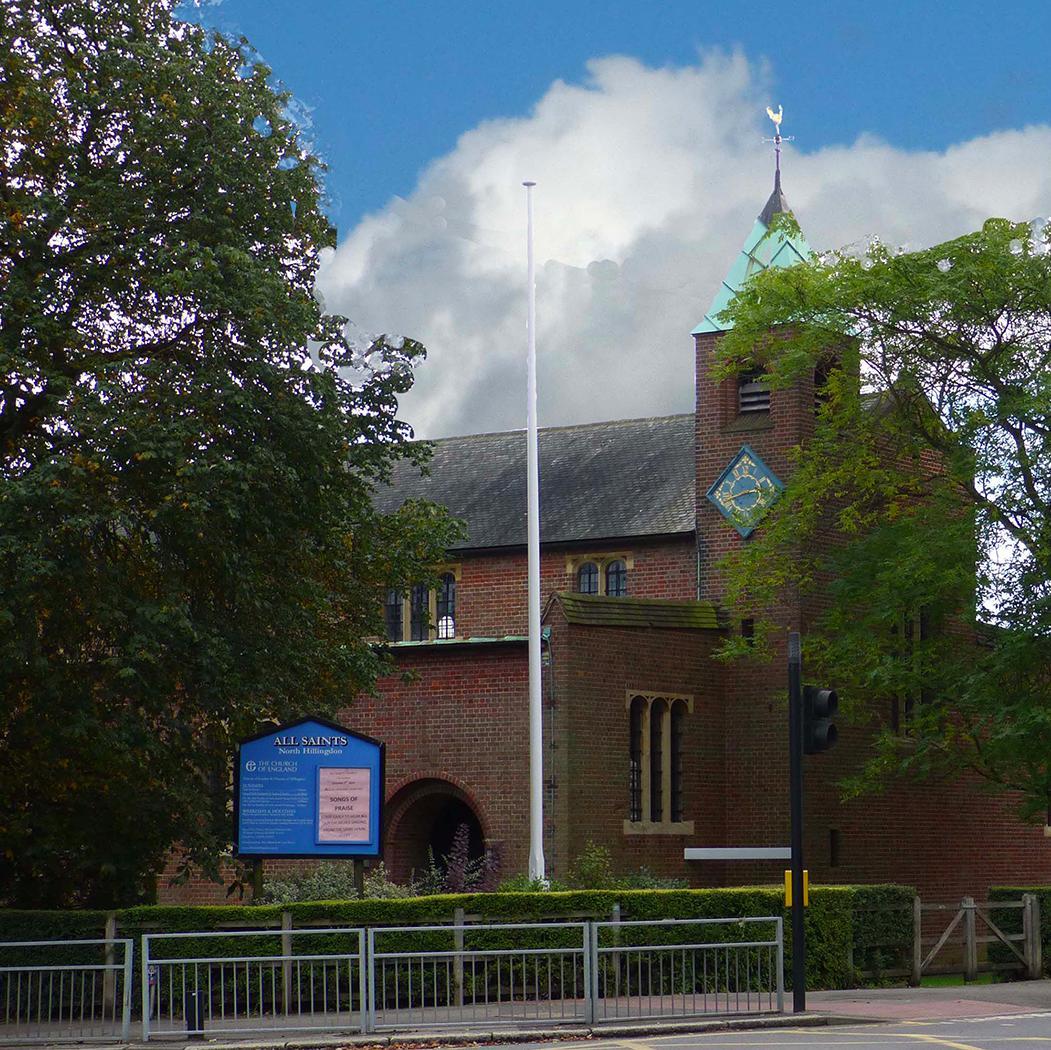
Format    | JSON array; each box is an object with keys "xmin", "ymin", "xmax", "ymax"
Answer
[{"xmin": 787, "ymin": 631, "xmax": 806, "ymax": 1013}]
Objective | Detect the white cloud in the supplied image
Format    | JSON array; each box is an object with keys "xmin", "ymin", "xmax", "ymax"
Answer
[{"xmin": 317, "ymin": 50, "xmax": 1051, "ymax": 439}]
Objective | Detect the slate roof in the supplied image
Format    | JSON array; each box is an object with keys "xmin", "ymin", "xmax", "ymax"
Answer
[
  {"xmin": 553, "ymin": 593, "xmax": 721, "ymax": 630},
  {"xmin": 373, "ymin": 414, "xmax": 696, "ymax": 550}
]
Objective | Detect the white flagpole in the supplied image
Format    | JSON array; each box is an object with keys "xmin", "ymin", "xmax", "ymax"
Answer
[{"xmin": 523, "ymin": 180, "xmax": 545, "ymax": 882}]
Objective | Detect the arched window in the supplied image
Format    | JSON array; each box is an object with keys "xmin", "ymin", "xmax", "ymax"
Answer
[
  {"xmin": 628, "ymin": 696, "xmax": 645, "ymax": 822},
  {"xmin": 670, "ymin": 700, "xmax": 687, "ymax": 822},
  {"xmin": 384, "ymin": 589, "xmax": 404, "ymax": 642},
  {"xmin": 605, "ymin": 559, "xmax": 627, "ymax": 597},
  {"xmin": 577, "ymin": 561, "xmax": 599, "ymax": 595},
  {"xmin": 649, "ymin": 699, "xmax": 667, "ymax": 822},
  {"xmin": 409, "ymin": 583, "xmax": 429, "ymax": 641},
  {"xmin": 436, "ymin": 572, "xmax": 456, "ymax": 639},
  {"xmin": 626, "ymin": 693, "xmax": 691, "ymax": 828}
]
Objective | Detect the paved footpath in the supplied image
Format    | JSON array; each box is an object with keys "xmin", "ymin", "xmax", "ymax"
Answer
[
  {"xmin": 806, "ymin": 980, "xmax": 1051, "ymax": 1021},
  {"xmin": 488, "ymin": 1013, "xmax": 1051, "ymax": 1050}
]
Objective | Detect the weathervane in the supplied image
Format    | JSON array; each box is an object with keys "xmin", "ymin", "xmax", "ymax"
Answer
[{"xmin": 763, "ymin": 104, "xmax": 793, "ymax": 186}]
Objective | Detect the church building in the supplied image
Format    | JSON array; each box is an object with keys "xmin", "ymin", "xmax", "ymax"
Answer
[
  {"xmin": 347, "ymin": 167, "xmax": 1051, "ymax": 902},
  {"xmin": 162, "ymin": 166, "xmax": 1050, "ymax": 904}
]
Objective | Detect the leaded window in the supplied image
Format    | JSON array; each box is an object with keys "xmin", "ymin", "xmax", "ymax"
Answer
[
  {"xmin": 577, "ymin": 561, "xmax": 599, "ymax": 595},
  {"xmin": 605, "ymin": 559, "xmax": 628, "ymax": 597},
  {"xmin": 649, "ymin": 699, "xmax": 667, "ymax": 822},
  {"xmin": 409, "ymin": 583, "xmax": 429, "ymax": 641},
  {"xmin": 670, "ymin": 700, "xmax": 686, "ymax": 822},
  {"xmin": 627, "ymin": 693, "xmax": 691, "ymax": 827},
  {"xmin": 436, "ymin": 572, "xmax": 456, "ymax": 639},
  {"xmin": 629, "ymin": 696, "xmax": 645, "ymax": 822},
  {"xmin": 384, "ymin": 589, "xmax": 404, "ymax": 641}
]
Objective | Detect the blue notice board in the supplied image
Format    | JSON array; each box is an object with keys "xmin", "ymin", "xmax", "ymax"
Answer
[{"xmin": 235, "ymin": 718, "xmax": 384, "ymax": 858}]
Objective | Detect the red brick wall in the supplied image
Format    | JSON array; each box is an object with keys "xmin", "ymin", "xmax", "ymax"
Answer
[
  {"xmin": 450, "ymin": 536, "xmax": 696, "ymax": 639},
  {"xmin": 552, "ymin": 614, "xmax": 728, "ymax": 884},
  {"xmin": 340, "ymin": 643, "xmax": 531, "ymax": 880}
]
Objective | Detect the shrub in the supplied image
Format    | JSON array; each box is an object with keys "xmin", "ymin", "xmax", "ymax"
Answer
[{"xmin": 0, "ymin": 884, "xmax": 914, "ymax": 991}]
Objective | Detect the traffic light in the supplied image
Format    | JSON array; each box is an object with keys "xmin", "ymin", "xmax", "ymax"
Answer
[{"xmin": 803, "ymin": 685, "xmax": 838, "ymax": 754}]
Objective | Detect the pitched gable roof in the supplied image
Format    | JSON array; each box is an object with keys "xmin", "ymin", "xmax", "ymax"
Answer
[{"xmin": 373, "ymin": 414, "xmax": 696, "ymax": 550}]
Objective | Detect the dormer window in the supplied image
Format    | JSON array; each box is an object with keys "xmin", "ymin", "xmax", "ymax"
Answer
[{"xmin": 738, "ymin": 369, "xmax": 770, "ymax": 413}]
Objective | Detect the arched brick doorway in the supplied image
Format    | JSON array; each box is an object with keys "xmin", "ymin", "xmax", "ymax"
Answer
[{"xmin": 384, "ymin": 778, "xmax": 486, "ymax": 885}]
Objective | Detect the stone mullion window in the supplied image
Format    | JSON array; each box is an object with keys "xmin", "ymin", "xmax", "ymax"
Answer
[
  {"xmin": 384, "ymin": 566, "xmax": 462, "ymax": 643},
  {"xmin": 626, "ymin": 692, "xmax": 693, "ymax": 834},
  {"xmin": 569, "ymin": 553, "xmax": 633, "ymax": 596}
]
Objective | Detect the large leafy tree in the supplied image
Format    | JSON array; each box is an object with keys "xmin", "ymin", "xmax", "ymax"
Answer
[
  {"xmin": 0, "ymin": 0, "xmax": 457, "ymax": 906},
  {"xmin": 716, "ymin": 215, "xmax": 1051, "ymax": 820}
]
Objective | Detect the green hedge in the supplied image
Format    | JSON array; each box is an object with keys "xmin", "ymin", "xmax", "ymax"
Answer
[
  {"xmin": 988, "ymin": 886, "xmax": 1050, "ymax": 976},
  {"xmin": 0, "ymin": 884, "xmax": 914, "ymax": 991}
]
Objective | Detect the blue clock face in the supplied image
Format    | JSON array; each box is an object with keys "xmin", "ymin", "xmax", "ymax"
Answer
[{"xmin": 706, "ymin": 446, "xmax": 784, "ymax": 536}]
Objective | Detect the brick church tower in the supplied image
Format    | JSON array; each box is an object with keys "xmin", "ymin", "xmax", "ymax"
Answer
[
  {"xmin": 691, "ymin": 167, "xmax": 818, "ymax": 874},
  {"xmin": 690, "ymin": 164, "xmax": 1051, "ymax": 895}
]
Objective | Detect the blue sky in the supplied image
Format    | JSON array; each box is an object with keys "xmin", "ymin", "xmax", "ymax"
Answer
[
  {"xmin": 193, "ymin": 1, "xmax": 1050, "ymax": 233},
  {"xmin": 187, "ymin": 2, "xmax": 1051, "ymax": 437}
]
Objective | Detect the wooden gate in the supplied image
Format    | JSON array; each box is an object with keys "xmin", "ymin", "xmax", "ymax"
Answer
[{"xmin": 911, "ymin": 894, "xmax": 1042, "ymax": 983}]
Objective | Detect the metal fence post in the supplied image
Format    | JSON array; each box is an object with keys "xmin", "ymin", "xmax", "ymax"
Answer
[
  {"xmin": 141, "ymin": 934, "xmax": 152, "ymax": 1042},
  {"xmin": 365, "ymin": 927, "xmax": 377, "ymax": 1033},
  {"xmin": 963, "ymin": 897, "xmax": 978, "ymax": 982},
  {"xmin": 358, "ymin": 929, "xmax": 369, "ymax": 1033},
  {"xmin": 582, "ymin": 922, "xmax": 594, "ymax": 1026},
  {"xmin": 121, "ymin": 939, "xmax": 134, "ymax": 1042},
  {"xmin": 911, "ymin": 896, "xmax": 923, "ymax": 986},
  {"xmin": 775, "ymin": 916, "xmax": 785, "ymax": 1013}
]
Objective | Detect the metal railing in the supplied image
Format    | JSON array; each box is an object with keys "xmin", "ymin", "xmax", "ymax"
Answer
[
  {"xmin": 0, "ymin": 938, "xmax": 133, "ymax": 1045},
  {"xmin": 141, "ymin": 927, "xmax": 366, "ymax": 1040},
  {"xmin": 590, "ymin": 917, "xmax": 784, "ymax": 1021},
  {"xmin": 1, "ymin": 913, "xmax": 787, "ymax": 1042},
  {"xmin": 367, "ymin": 921, "xmax": 590, "ymax": 1030}
]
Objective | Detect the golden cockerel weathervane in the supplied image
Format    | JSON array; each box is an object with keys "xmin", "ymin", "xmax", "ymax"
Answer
[{"xmin": 763, "ymin": 104, "xmax": 792, "ymax": 183}]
